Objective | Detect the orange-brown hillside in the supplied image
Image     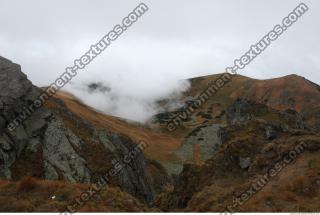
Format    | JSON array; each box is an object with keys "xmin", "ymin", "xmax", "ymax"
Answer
[
  {"xmin": 42, "ymin": 73, "xmax": 320, "ymax": 213},
  {"xmin": 46, "ymin": 91, "xmax": 183, "ymax": 163},
  {"xmin": 3, "ymin": 54, "xmax": 320, "ymax": 213},
  {"xmin": 0, "ymin": 177, "xmax": 156, "ymax": 212},
  {"xmin": 155, "ymin": 74, "xmax": 320, "ymax": 134},
  {"xmin": 47, "ymin": 74, "xmax": 320, "ymax": 168},
  {"xmin": 155, "ymin": 119, "xmax": 320, "ymax": 212}
]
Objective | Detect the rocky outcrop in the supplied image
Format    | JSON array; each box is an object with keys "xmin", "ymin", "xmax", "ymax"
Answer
[
  {"xmin": 238, "ymin": 156, "xmax": 251, "ymax": 169},
  {"xmin": 98, "ymin": 130, "xmax": 155, "ymax": 203},
  {"xmin": 176, "ymin": 125, "xmax": 223, "ymax": 163},
  {"xmin": 226, "ymin": 98, "xmax": 256, "ymax": 125},
  {"xmin": 0, "ymin": 56, "xmax": 159, "ymax": 204},
  {"xmin": 168, "ymin": 124, "xmax": 223, "ymax": 175},
  {"xmin": 226, "ymin": 98, "xmax": 306, "ymax": 131},
  {"xmin": 156, "ymin": 119, "xmax": 320, "ymax": 212},
  {"xmin": 42, "ymin": 117, "xmax": 91, "ymax": 182},
  {"xmin": 281, "ymin": 109, "xmax": 305, "ymax": 130},
  {"xmin": 46, "ymin": 92, "xmax": 161, "ymax": 204},
  {"xmin": 0, "ymin": 56, "xmax": 90, "ymax": 182}
]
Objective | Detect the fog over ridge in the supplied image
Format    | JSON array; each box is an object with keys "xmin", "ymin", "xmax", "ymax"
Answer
[{"xmin": 0, "ymin": 0, "xmax": 319, "ymax": 122}]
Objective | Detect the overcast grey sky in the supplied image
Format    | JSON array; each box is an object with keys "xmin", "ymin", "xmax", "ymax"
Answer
[{"xmin": 0, "ymin": 0, "xmax": 319, "ymax": 122}]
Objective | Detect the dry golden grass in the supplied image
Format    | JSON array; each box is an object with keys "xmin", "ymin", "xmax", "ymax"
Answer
[
  {"xmin": 0, "ymin": 177, "xmax": 155, "ymax": 212},
  {"xmin": 45, "ymin": 91, "xmax": 183, "ymax": 163}
]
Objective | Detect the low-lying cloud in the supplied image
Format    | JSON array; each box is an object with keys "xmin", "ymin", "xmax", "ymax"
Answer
[
  {"xmin": 0, "ymin": 0, "xmax": 319, "ymax": 122},
  {"xmin": 64, "ymin": 38, "xmax": 209, "ymax": 122}
]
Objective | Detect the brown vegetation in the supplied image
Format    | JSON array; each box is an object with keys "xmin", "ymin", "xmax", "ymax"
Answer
[{"xmin": 0, "ymin": 178, "xmax": 156, "ymax": 212}]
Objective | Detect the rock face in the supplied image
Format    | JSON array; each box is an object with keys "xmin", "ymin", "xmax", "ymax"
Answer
[
  {"xmin": 98, "ymin": 130, "xmax": 155, "ymax": 203},
  {"xmin": 177, "ymin": 125, "xmax": 223, "ymax": 163},
  {"xmin": 226, "ymin": 98, "xmax": 256, "ymax": 125},
  {"xmin": 265, "ymin": 125, "xmax": 278, "ymax": 140},
  {"xmin": 0, "ymin": 56, "xmax": 91, "ymax": 182},
  {"xmin": 0, "ymin": 56, "xmax": 157, "ymax": 204},
  {"xmin": 238, "ymin": 156, "xmax": 251, "ymax": 169},
  {"xmin": 155, "ymin": 117, "xmax": 320, "ymax": 212},
  {"xmin": 172, "ymin": 124, "xmax": 223, "ymax": 174},
  {"xmin": 43, "ymin": 117, "xmax": 91, "ymax": 182},
  {"xmin": 281, "ymin": 109, "xmax": 305, "ymax": 130},
  {"xmin": 226, "ymin": 98, "xmax": 306, "ymax": 130}
]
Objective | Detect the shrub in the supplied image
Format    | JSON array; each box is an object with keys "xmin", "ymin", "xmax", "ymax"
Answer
[{"xmin": 17, "ymin": 176, "xmax": 38, "ymax": 192}]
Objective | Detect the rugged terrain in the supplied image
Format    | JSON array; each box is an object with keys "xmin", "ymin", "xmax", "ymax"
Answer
[{"xmin": 0, "ymin": 56, "xmax": 319, "ymax": 212}]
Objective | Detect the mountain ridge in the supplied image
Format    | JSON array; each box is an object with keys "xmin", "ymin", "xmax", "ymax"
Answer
[{"xmin": 1, "ymin": 56, "xmax": 319, "ymax": 212}]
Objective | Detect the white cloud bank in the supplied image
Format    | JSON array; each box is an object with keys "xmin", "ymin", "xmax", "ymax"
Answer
[{"xmin": 0, "ymin": 0, "xmax": 319, "ymax": 122}]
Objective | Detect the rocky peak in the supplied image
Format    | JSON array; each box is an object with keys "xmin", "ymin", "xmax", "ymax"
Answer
[
  {"xmin": 0, "ymin": 57, "xmax": 35, "ymax": 107},
  {"xmin": 0, "ymin": 56, "xmax": 159, "ymax": 204}
]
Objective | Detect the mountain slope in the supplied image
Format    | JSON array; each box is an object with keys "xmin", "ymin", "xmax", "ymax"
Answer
[
  {"xmin": 155, "ymin": 101, "xmax": 320, "ymax": 211},
  {"xmin": 0, "ymin": 177, "xmax": 157, "ymax": 212},
  {"xmin": 50, "ymin": 73, "xmax": 320, "ymax": 175},
  {"xmin": 0, "ymin": 56, "xmax": 164, "ymax": 207},
  {"xmin": 154, "ymin": 73, "xmax": 320, "ymax": 134},
  {"xmin": 1, "ymin": 55, "xmax": 320, "ymax": 212}
]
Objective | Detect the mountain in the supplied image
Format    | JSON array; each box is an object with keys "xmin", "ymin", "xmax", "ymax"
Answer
[
  {"xmin": 0, "ymin": 56, "xmax": 319, "ymax": 212},
  {"xmin": 0, "ymin": 56, "xmax": 167, "ymax": 208},
  {"xmin": 154, "ymin": 73, "xmax": 320, "ymax": 133}
]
